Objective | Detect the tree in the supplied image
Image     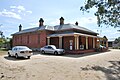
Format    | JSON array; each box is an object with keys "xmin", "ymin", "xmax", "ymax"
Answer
[{"xmin": 80, "ymin": 0, "xmax": 120, "ymax": 27}]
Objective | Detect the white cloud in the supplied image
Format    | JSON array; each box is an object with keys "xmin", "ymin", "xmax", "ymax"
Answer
[
  {"xmin": 18, "ymin": 10, "xmax": 21, "ymax": 13},
  {"xmin": 10, "ymin": 5, "xmax": 25, "ymax": 11},
  {"xmin": 0, "ymin": 9, "xmax": 21, "ymax": 19},
  {"xmin": 10, "ymin": 5, "xmax": 32, "ymax": 14},
  {"xmin": 0, "ymin": 5, "xmax": 32, "ymax": 19},
  {"xmin": 112, "ymin": 31, "xmax": 120, "ymax": 34},
  {"xmin": 77, "ymin": 17, "xmax": 97, "ymax": 26},
  {"xmin": 29, "ymin": 22, "xmax": 38, "ymax": 27},
  {"xmin": 11, "ymin": 9, "xmax": 15, "ymax": 11},
  {"xmin": 66, "ymin": 16, "xmax": 97, "ymax": 27},
  {"xmin": 17, "ymin": 6, "xmax": 25, "ymax": 11},
  {"xmin": 10, "ymin": 6, "xmax": 16, "ymax": 9},
  {"xmin": 26, "ymin": 11, "xmax": 32, "ymax": 14},
  {"xmin": 11, "ymin": 5, "xmax": 25, "ymax": 13}
]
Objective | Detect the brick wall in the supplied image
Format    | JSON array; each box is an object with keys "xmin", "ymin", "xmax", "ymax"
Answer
[
  {"xmin": 81, "ymin": 36, "xmax": 86, "ymax": 49},
  {"xmin": 63, "ymin": 36, "xmax": 75, "ymax": 50},
  {"xmin": 50, "ymin": 37, "xmax": 59, "ymax": 48},
  {"xmin": 39, "ymin": 31, "xmax": 47, "ymax": 48},
  {"xmin": 65, "ymin": 49, "xmax": 95, "ymax": 54},
  {"xmin": 12, "ymin": 30, "xmax": 52, "ymax": 48},
  {"xmin": 95, "ymin": 38, "xmax": 97, "ymax": 48},
  {"xmin": 12, "ymin": 30, "xmax": 98, "ymax": 51},
  {"xmin": 88, "ymin": 37, "xmax": 93, "ymax": 49}
]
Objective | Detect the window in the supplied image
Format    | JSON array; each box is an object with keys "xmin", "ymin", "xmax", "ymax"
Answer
[
  {"xmin": 13, "ymin": 48, "xmax": 17, "ymax": 51},
  {"xmin": 44, "ymin": 46, "xmax": 48, "ymax": 48},
  {"xmin": 48, "ymin": 46, "xmax": 53, "ymax": 49}
]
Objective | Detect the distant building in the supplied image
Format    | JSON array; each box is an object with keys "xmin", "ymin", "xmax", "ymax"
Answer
[
  {"xmin": 12, "ymin": 17, "xmax": 108, "ymax": 53},
  {"xmin": 108, "ymin": 38, "xmax": 120, "ymax": 48}
]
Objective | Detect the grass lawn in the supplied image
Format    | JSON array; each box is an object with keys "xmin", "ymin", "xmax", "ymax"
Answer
[{"xmin": 0, "ymin": 49, "xmax": 7, "ymax": 56}]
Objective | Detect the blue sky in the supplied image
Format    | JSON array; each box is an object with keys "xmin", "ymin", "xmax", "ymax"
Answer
[{"xmin": 0, "ymin": 0, "xmax": 120, "ymax": 40}]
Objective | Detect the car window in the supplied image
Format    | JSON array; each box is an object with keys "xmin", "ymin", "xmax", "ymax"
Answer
[
  {"xmin": 13, "ymin": 48, "xmax": 17, "ymax": 51},
  {"xmin": 12, "ymin": 47, "xmax": 14, "ymax": 50},
  {"xmin": 48, "ymin": 46, "xmax": 53, "ymax": 49}
]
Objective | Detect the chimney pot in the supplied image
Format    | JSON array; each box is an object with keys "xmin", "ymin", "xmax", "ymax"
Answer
[
  {"xmin": 39, "ymin": 18, "xmax": 44, "ymax": 27},
  {"xmin": 75, "ymin": 21, "xmax": 78, "ymax": 26},
  {"xmin": 59, "ymin": 17, "xmax": 64, "ymax": 25},
  {"xmin": 19, "ymin": 24, "xmax": 22, "ymax": 32}
]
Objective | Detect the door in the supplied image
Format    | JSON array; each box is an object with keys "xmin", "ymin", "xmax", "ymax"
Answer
[
  {"xmin": 47, "ymin": 46, "xmax": 54, "ymax": 54},
  {"xmin": 69, "ymin": 40, "xmax": 73, "ymax": 50},
  {"xmin": 12, "ymin": 47, "xmax": 17, "ymax": 56}
]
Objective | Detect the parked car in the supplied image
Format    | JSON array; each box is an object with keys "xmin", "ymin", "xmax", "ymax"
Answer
[
  {"xmin": 100, "ymin": 45, "xmax": 106, "ymax": 49},
  {"xmin": 8, "ymin": 46, "xmax": 33, "ymax": 59},
  {"xmin": 40, "ymin": 45, "xmax": 65, "ymax": 55}
]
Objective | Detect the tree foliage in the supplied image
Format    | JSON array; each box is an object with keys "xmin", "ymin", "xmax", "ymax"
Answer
[{"xmin": 80, "ymin": 0, "xmax": 120, "ymax": 27}]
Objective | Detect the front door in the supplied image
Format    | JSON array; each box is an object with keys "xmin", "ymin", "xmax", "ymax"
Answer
[{"xmin": 69, "ymin": 40, "xmax": 73, "ymax": 50}]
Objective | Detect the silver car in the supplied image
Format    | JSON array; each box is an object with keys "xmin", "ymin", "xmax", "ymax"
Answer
[
  {"xmin": 8, "ymin": 46, "xmax": 33, "ymax": 59},
  {"xmin": 40, "ymin": 45, "xmax": 65, "ymax": 55}
]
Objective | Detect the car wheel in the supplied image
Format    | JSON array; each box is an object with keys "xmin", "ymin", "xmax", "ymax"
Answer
[
  {"xmin": 8, "ymin": 52, "xmax": 11, "ymax": 57},
  {"xmin": 27, "ymin": 56, "xmax": 30, "ymax": 59},
  {"xmin": 54, "ymin": 51, "xmax": 58, "ymax": 55},
  {"xmin": 41, "ymin": 50, "xmax": 45, "ymax": 54},
  {"xmin": 15, "ymin": 54, "xmax": 18, "ymax": 59}
]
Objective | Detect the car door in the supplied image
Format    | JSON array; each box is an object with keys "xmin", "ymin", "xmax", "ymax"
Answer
[
  {"xmin": 47, "ymin": 46, "xmax": 54, "ymax": 54},
  {"xmin": 43, "ymin": 46, "xmax": 49, "ymax": 53},
  {"xmin": 11, "ymin": 47, "xmax": 16, "ymax": 56}
]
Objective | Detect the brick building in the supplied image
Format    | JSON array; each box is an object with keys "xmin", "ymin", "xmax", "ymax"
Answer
[{"xmin": 12, "ymin": 17, "xmax": 103, "ymax": 53}]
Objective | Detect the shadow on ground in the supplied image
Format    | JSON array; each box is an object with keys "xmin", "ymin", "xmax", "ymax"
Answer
[
  {"xmin": 3, "ymin": 52, "xmax": 40, "ymax": 61},
  {"xmin": 80, "ymin": 60, "xmax": 120, "ymax": 80},
  {"xmin": 4, "ymin": 56, "xmax": 29, "ymax": 61}
]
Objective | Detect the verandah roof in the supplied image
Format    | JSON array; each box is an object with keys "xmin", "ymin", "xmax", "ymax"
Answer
[{"xmin": 48, "ymin": 32, "xmax": 99, "ymax": 38}]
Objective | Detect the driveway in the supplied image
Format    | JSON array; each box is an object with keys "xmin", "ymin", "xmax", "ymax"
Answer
[{"xmin": 0, "ymin": 49, "xmax": 120, "ymax": 80}]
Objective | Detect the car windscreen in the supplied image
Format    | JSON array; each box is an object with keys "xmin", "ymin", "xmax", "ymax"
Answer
[{"xmin": 51, "ymin": 46, "xmax": 56, "ymax": 49}]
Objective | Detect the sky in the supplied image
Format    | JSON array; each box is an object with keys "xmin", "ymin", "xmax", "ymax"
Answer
[{"xmin": 0, "ymin": 0, "xmax": 120, "ymax": 40}]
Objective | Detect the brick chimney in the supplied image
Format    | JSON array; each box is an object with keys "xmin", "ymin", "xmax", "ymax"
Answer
[
  {"xmin": 39, "ymin": 18, "xmax": 44, "ymax": 27},
  {"xmin": 75, "ymin": 21, "xmax": 78, "ymax": 26},
  {"xmin": 59, "ymin": 17, "xmax": 64, "ymax": 25},
  {"xmin": 19, "ymin": 24, "xmax": 22, "ymax": 32}
]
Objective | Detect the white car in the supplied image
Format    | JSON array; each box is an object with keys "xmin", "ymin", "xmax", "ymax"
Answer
[
  {"xmin": 100, "ymin": 45, "xmax": 106, "ymax": 49},
  {"xmin": 8, "ymin": 46, "xmax": 33, "ymax": 59},
  {"xmin": 40, "ymin": 45, "xmax": 65, "ymax": 55}
]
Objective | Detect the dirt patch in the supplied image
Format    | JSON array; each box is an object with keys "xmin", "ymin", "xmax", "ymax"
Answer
[
  {"xmin": 0, "ymin": 49, "xmax": 120, "ymax": 80},
  {"xmin": 0, "ymin": 51, "xmax": 7, "ymax": 56}
]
